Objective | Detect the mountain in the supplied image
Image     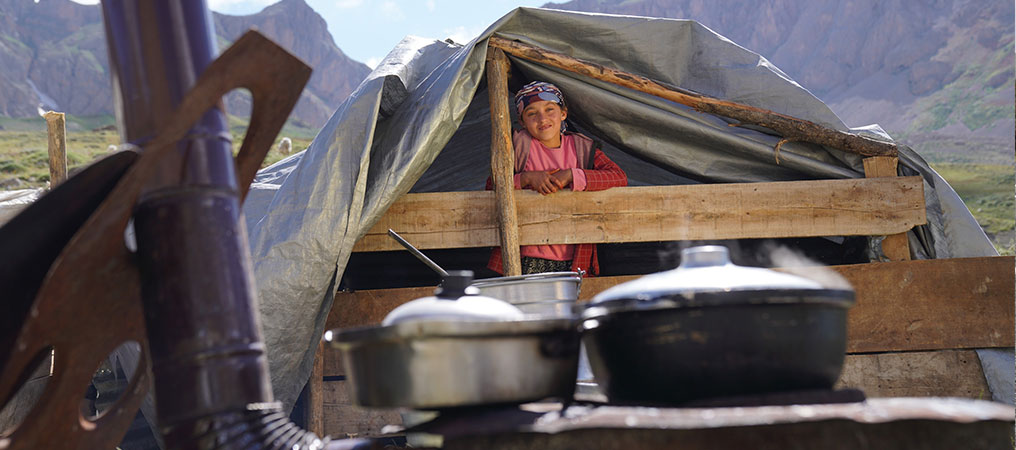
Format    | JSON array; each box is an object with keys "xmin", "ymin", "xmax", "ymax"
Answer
[
  {"xmin": 544, "ymin": 0, "xmax": 1015, "ymax": 163},
  {"xmin": 0, "ymin": 0, "xmax": 370, "ymax": 129}
]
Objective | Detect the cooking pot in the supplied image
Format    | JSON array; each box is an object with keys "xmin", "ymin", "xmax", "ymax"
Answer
[
  {"xmin": 470, "ymin": 272, "xmax": 582, "ymax": 318},
  {"xmin": 330, "ymin": 271, "xmax": 580, "ymax": 409},
  {"xmin": 580, "ymin": 245, "xmax": 854, "ymax": 404}
]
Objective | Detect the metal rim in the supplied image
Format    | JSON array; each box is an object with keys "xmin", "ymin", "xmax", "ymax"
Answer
[
  {"xmin": 581, "ymin": 288, "xmax": 855, "ymax": 320},
  {"xmin": 471, "ymin": 272, "xmax": 582, "ymax": 286},
  {"xmin": 330, "ymin": 317, "xmax": 576, "ymax": 345}
]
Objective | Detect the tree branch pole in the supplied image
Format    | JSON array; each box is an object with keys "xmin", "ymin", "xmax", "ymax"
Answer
[
  {"xmin": 488, "ymin": 36, "xmax": 898, "ymax": 158},
  {"xmin": 486, "ymin": 47, "xmax": 523, "ymax": 276},
  {"xmin": 43, "ymin": 111, "xmax": 67, "ymax": 187}
]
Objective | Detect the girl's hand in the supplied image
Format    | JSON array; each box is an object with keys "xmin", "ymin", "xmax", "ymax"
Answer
[
  {"xmin": 550, "ymin": 169, "xmax": 572, "ymax": 189},
  {"xmin": 520, "ymin": 170, "xmax": 565, "ymax": 195}
]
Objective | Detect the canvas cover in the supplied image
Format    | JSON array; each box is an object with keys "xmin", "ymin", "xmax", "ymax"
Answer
[{"xmin": 238, "ymin": 8, "xmax": 1006, "ymax": 409}]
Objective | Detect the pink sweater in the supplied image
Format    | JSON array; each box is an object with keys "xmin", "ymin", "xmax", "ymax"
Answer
[{"xmin": 512, "ymin": 135, "xmax": 588, "ymax": 261}]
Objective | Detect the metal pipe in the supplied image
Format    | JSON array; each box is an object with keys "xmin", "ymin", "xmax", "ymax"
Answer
[{"xmin": 99, "ymin": 1, "xmax": 322, "ymax": 448}]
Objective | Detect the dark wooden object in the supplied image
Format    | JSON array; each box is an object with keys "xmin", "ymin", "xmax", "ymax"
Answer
[
  {"xmin": 488, "ymin": 36, "xmax": 898, "ymax": 158},
  {"xmin": 0, "ymin": 31, "xmax": 309, "ymax": 450}
]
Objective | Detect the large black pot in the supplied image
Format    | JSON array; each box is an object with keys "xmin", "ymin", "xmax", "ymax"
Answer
[{"xmin": 580, "ymin": 246, "xmax": 854, "ymax": 404}]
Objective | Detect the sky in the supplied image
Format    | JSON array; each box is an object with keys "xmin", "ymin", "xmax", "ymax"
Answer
[{"xmin": 208, "ymin": 0, "xmax": 548, "ymax": 68}]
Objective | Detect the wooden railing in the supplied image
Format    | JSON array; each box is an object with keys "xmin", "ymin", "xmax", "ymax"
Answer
[{"xmin": 354, "ymin": 177, "xmax": 926, "ymax": 252}]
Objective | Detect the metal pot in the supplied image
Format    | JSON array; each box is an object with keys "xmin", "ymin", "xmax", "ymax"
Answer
[
  {"xmin": 471, "ymin": 272, "xmax": 582, "ymax": 318},
  {"xmin": 579, "ymin": 245, "xmax": 855, "ymax": 404},
  {"xmin": 471, "ymin": 272, "xmax": 598, "ymax": 382},
  {"xmin": 329, "ymin": 271, "xmax": 580, "ymax": 409}
]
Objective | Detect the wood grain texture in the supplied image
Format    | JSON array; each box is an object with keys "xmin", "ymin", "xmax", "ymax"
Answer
[
  {"xmin": 488, "ymin": 36, "xmax": 898, "ymax": 158},
  {"xmin": 320, "ymin": 380, "xmax": 402, "ymax": 439},
  {"xmin": 863, "ymin": 156, "xmax": 911, "ymax": 261},
  {"xmin": 836, "ymin": 350, "xmax": 991, "ymax": 399},
  {"xmin": 43, "ymin": 111, "xmax": 67, "ymax": 187},
  {"xmin": 322, "ymin": 256, "xmax": 1013, "ymax": 377},
  {"xmin": 486, "ymin": 48, "xmax": 522, "ymax": 276},
  {"xmin": 353, "ymin": 177, "xmax": 926, "ymax": 252},
  {"xmin": 834, "ymin": 256, "xmax": 1014, "ymax": 353}
]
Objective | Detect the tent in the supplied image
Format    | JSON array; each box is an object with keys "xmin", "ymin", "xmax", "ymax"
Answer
[{"xmin": 238, "ymin": 7, "xmax": 1009, "ymax": 410}]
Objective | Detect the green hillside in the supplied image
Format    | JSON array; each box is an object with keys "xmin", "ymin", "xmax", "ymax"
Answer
[{"xmin": 0, "ymin": 114, "xmax": 314, "ymax": 187}]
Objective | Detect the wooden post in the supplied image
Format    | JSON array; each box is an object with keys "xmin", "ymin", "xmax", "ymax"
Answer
[
  {"xmin": 486, "ymin": 47, "xmax": 522, "ymax": 276},
  {"xmin": 307, "ymin": 339, "xmax": 324, "ymax": 436},
  {"xmin": 863, "ymin": 156, "xmax": 910, "ymax": 261},
  {"xmin": 43, "ymin": 111, "xmax": 67, "ymax": 187}
]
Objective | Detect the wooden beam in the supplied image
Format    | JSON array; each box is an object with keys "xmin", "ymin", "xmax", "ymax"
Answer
[
  {"xmin": 863, "ymin": 156, "xmax": 911, "ymax": 262},
  {"xmin": 488, "ymin": 36, "xmax": 898, "ymax": 158},
  {"xmin": 43, "ymin": 111, "xmax": 67, "ymax": 187},
  {"xmin": 836, "ymin": 350, "xmax": 990, "ymax": 399},
  {"xmin": 323, "ymin": 256, "xmax": 1014, "ymax": 376},
  {"xmin": 832, "ymin": 256, "xmax": 1014, "ymax": 353},
  {"xmin": 486, "ymin": 47, "xmax": 522, "ymax": 276},
  {"xmin": 352, "ymin": 177, "xmax": 926, "ymax": 252}
]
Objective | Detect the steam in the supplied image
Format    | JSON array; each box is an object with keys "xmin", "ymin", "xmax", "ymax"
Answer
[
  {"xmin": 657, "ymin": 240, "xmax": 853, "ymax": 290},
  {"xmin": 763, "ymin": 243, "xmax": 853, "ymax": 290}
]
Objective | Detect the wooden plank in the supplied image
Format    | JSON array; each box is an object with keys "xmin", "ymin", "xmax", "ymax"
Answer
[
  {"xmin": 323, "ymin": 256, "xmax": 1013, "ymax": 376},
  {"xmin": 486, "ymin": 48, "xmax": 522, "ymax": 276},
  {"xmin": 836, "ymin": 350, "xmax": 991, "ymax": 399},
  {"xmin": 835, "ymin": 256, "xmax": 1014, "ymax": 353},
  {"xmin": 864, "ymin": 156, "xmax": 911, "ymax": 261},
  {"xmin": 354, "ymin": 177, "xmax": 926, "ymax": 252},
  {"xmin": 321, "ymin": 380, "xmax": 402, "ymax": 439}
]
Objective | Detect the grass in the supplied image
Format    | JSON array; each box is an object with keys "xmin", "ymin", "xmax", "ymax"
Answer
[
  {"xmin": 931, "ymin": 163, "xmax": 1015, "ymax": 255},
  {"xmin": 0, "ymin": 114, "xmax": 312, "ymax": 188}
]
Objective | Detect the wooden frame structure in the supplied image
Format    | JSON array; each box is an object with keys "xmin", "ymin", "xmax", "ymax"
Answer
[{"xmin": 302, "ymin": 38, "xmax": 1014, "ymax": 436}]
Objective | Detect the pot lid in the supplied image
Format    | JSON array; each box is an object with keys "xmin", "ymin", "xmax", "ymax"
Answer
[
  {"xmin": 382, "ymin": 270, "xmax": 524, "ymax": 325},
  {"xmin": 589, "ymin": 246, "xmax": 852, "ymax": 311}
]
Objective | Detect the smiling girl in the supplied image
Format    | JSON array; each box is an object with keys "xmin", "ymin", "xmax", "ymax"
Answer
[{"xmin": 488, "ymin": 81, "xmax": 627, "ymax": 276}]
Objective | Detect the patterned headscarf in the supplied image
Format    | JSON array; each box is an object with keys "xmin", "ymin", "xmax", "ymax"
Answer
[{"xmin": 514, "ymin": 81, "xmax": 565, "ymax": 115}]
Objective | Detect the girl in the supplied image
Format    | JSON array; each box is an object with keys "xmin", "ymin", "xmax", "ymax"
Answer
[{"xmin": 488, "ymin": 81, "xmax": 627, "ymax": 276}]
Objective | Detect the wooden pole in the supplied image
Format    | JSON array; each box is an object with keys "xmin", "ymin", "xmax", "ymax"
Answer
[
  {"xmin": 306, "ymin": 339, "xmax": 324, "ymax": 436},
  {"xmin": 488, "ymin": 36, "xmax": 898, "ymax": 158},
  {"xmin": 486, "ymin": 47, "xmax": 522, "ymax": 276},
  {"xmin": 863, "ymin": 156, "xmax": 911, "ymax": 261},
  {"xmin": 43, "ymin": 111, "xmax": 67, "ymax": 187}
]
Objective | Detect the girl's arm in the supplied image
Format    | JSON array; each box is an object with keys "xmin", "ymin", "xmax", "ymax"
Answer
[{"xmin": 578, "ymin": 149, "xmax": 627, "ymax": 191}]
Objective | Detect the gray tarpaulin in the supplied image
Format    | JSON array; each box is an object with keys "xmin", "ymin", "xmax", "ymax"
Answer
[{"xmin": 241, "ymin": 7, "xmax": 1009, "ymax": 410}]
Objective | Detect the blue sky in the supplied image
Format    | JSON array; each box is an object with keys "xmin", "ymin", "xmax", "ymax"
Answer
[{"xmin": 208, "ymin": 0, "xmax": 547, "ymax": 68}]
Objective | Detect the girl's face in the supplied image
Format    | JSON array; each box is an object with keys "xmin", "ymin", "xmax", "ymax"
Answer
[{"xmin": 521, "ymin": 100, "xmax": 567, "ymax": 148}]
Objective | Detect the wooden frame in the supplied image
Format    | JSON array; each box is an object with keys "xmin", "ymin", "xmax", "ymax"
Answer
[{"xmin": 356, "ymin": 178, "xmax": 926, "ymax": 252}]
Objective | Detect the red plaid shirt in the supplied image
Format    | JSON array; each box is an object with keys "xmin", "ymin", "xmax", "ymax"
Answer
[{"xmin": 487, "ymin": 148, "xmax": 627, "ymax": 276}]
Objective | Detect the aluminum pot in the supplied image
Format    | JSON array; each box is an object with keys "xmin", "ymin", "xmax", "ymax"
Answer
[
  {"xmin": 471, "ymin": 272, "xmax": 582, "ymax": 317},
  {"xmin": 331, "ymin": 319, "xmax": 578, "ymax": 409},
  {"xmin": 580, "ymin": 245, "xmax": 854, "ymax": 404},
  {"xmin": 329, "ymin": 271, "xmax": 580, "ymax": 409}
]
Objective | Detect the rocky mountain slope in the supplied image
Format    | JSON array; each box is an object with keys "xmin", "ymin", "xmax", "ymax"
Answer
[
  {"xmin": 1, "ymin": 0, "xmax": 1011, "ymax": 162},
  {"xmin": 0, "ymin": 0, "xmax": 369, "ymax": 129},
  {"xmin": 545, "ymin": 0, "xmax": 1014, "ymax": 162}
]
